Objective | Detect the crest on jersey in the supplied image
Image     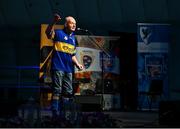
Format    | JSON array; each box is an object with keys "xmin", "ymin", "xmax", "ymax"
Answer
[{"xmin": 64, "ymin": 36, "xmax": 68, "ymax": 40}]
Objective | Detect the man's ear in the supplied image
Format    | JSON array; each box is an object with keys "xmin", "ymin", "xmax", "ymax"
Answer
[{"xmin": 64, "ymin": 22, "xmax": 67, "ymax": 27}]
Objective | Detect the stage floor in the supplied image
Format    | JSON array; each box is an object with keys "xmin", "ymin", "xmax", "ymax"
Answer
[
  {"xmin": 1, "ymin": 107, "xmax": 178, "ymax": 127},
  {"xmin": 41, "ymin": 109, "xmax": 159, "ymax": 127}
]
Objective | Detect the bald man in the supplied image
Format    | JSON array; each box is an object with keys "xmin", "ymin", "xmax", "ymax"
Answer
[{"xmin": 46, "ymin": 14, "xmax": 83, "ymax": 118}]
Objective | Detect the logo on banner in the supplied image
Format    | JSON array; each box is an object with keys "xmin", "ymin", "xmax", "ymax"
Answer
[
  {"xmin": 80, "ymin": 50, "xmax": 95, "ymax": 69},
  {"xmin": 140, "ymin": 26, "xmax": 152, "ymax": 45},
  {"xmin": 101, "ymin": 54, "xmax": 113, "ymax": 71}
]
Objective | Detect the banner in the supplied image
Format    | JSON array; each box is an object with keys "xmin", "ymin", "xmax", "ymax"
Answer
[
  {"xmin": 137, "ymin": 23, "xmax": 170, "ymax": 110},
  {"xmin": 74, "ymin": 35, "xmax": 120, "ymax": 94}
]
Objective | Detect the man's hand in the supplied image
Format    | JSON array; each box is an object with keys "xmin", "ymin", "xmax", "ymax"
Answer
[
  {"xmin": 72, "ymin": 56, "xmax": 84, "ymax": 70},
  {"xmin": 77, "ymin": 63, "xmax": 84, "ymax": 70},
  {"xmin": 53, "ymin": 13, "xmax": 61, "ymax": 23}
]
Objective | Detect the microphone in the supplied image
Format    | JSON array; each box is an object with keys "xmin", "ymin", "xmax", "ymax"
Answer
[{"xmin": 77, "ymin": 28, "xmax": 88, "ymax": 32}]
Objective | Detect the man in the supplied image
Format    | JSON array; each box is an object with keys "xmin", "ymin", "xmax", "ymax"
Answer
[{"xmin": 45, "ymin": 14, "xmax": 84, "ymax": 117}]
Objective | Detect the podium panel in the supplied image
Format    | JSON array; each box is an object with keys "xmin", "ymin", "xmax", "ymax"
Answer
[{"xmin": 75, "ymin": 95, "xmax": 102, "ymax": 111}]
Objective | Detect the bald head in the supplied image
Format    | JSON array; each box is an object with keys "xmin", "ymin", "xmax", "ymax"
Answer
[
  {"xmin": 64, "ymin": 16, "xmax": 76, "ymax": 33},
  {"xmin": 65, "ymin": 16, "xmax": 76, "ymax": 23}
]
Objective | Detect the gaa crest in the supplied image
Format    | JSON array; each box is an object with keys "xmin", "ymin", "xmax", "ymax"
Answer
[
  {"xmin": 140, "ymin": 26, "xmax": 152, "ymax": 45},
  {"xmin": 80, "ymin": 50, "xmax": 95, "ymax": 69}
]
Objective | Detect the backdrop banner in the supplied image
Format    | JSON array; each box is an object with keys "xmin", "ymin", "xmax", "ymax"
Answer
[{"xmin": 137, "ymin": 23, "xmax": 170, "ymax": 110}]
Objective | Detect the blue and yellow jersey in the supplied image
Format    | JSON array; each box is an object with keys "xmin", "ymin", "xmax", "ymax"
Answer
[{"xmin": 51, "ymin": 29, "xmax": 76, "ymax": 73}]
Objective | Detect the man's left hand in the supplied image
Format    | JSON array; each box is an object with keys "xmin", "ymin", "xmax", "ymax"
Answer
[{"xmin": 77, "ymin": 64, "xmax": 84, "ymax": 70}]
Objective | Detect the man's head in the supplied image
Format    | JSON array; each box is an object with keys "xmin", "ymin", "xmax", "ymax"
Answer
[{"xmin": 64, "ymin": 16, "xmax": 76, "ymax": 33}]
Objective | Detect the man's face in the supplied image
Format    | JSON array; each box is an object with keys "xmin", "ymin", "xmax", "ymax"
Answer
[{"xmin": 66, "ymin": 18, "xmax": 76, "ymax": 32}]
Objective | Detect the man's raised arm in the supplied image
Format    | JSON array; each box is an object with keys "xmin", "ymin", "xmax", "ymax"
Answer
[{"xmin": 45, "ymin": 13, "xmax": 61, "ymax": 39}]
